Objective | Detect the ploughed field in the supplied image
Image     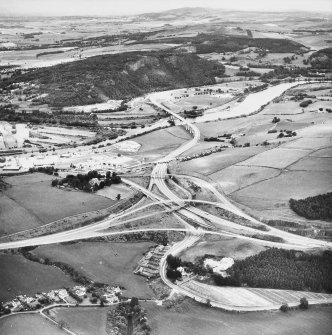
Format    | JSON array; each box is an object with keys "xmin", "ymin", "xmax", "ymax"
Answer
[{"xmin": 0, "ymin": 173, "xmax": 114, "ymax": 236}]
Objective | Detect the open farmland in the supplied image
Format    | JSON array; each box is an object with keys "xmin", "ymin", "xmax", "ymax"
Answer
[
  {"xmin": 0, "ymin": 253, "xmax": 75, "ymax": 302},
  {"xmin": 0, "ymin": 314, "xmax": 65, "ymax": 335},
  {"xmin": 232, "ymin": 171, "xmax": 332, "ymax": 212},
  {"xmin": 174, "ymin": 147, "xmax": 268, "ymax": 176},
  {"xmin": 0, "ymin": 173, "xmax": 114, "ymax": 236},
  {"xmin": 237, "ymin": 148, "xmax": 310, "ymax": 169},
  {"xmin": 211, "ymin": 165, "xmax": 280, "ymax": 194},
  {"xmin": 143, "ymin": 299, "xmax": 332, "ymax": 335},
  {"xmin": 135, "ymin": 126, "xmax": 191, "ymax": 158},
  {"xmin": 51, "ymin": 307, "xmax": 108, "ymax": 335},
  {"xmin": 34, "ymin": 241, "xmax": 155, "ymax": 299}
]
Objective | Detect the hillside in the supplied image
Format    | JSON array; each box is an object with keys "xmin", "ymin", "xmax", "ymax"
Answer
[
  {"xmin": 4, "ymin": 51, "xmax": 225, "ymax": 107},
  {"xmin": 310, "ymin": 48, "xmax": 332, "ymax": 69}
]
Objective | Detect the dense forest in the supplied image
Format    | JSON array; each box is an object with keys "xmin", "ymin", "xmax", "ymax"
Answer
[
  {"xmin": 140, "ymin": 34, "xmax": 307, "ymax": 54},
  {"xmin": 1, "ymin": 51, "xmax": 225, "ymax": 107},
  {"xmin": 289, "ymin": 193, "xmax": 332, "ymax": 221},
  {"xmin": 213, "ymin": 248, "xmax": 332, "ymax": 293}
]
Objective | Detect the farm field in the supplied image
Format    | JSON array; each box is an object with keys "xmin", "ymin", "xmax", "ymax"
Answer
[
  {"xmin": 34, "ymin": 241, "xmax": 155, "ymax": 299},
  {"xmin": 237, "ymin": 148, "xmax": 310, "ymax": 169},
  {"xmin": 263, "ymin": 101, "xmax": 306, "ymax": 115},
  {"xmin": 231, "ymin": 171, "xmax": 332, "ymax": 211},
  {"xmin": 211, "ymin": 165, "xmax": 280, "ymax": 194},
  {"xmin": 135, "ymin": 126, "xmax": 191, "ymax": 158},
  {"xmin": 143, "ymin": 300, "xmax": 332, "ymax": 335},
  {"xmin": 179, "ymin": 236, "xmax": 267, "ymax": 262},
  {"xmin": 174, "ymin": 147, "xmax": 267, "ymax": 176},
  {"xmin": 0, "ymin": 314, "xmax": 65, "ymax": 335},
  {"xmin": 288, "ymin": 157, "xmax": 332, "ymax": 172},
  {"xmin": 51, "ymin": 307, "xmax": 108, "ymax": 335},
  {"xmin": 0, "ymin": 253, "xmax": 75, "ymax": 302},
  {"xmin": 0, "ymin": 173, "xmax": 113, "ymax": 236},
  {"xmin": 182, "ymin": 281, "xmax": 332, "ymax": 309},
  {"xmin": 96, "ymin": 183, "xmax": 133, "ymax": 200}
]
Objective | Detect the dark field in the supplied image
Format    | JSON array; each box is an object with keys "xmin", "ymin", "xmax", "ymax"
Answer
[
  {"xmin": 0, "ymin": 173, "xmax": 113, "ymax": 236},
  {"xmin": 0, "ymin": 253, "xmax": 75, "ymax": 302},
  {"xmin": 34, "ymin": 241, "xmax": 155, "ymax": 299}
]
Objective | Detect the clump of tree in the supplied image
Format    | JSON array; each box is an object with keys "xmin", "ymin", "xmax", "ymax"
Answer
[
  {"xmin": 299, "ymin": 297, "xmax": 309, "ymax": 309},
  {"xmin": 299, "ymin": 100, "xmax": 313, "ymax": 108},
  {"xmin": 272, "ymin": 116, "xmax": 280, "ymax": 123},
  {"xmin": 52, "ymin": 170, "xmax": 121, "ymax": 192},
  {"xmin": 289, "ymin": 193, "xmax": 332, "ymax": 221},
  {"xmin": 213, "ymin": 248, "xmax": 332, "ymax": 293},
  {"xmin": 166, "ymin": 254, "xmax": 182, "ymax": 281},
  {"xmin": 107, "ymin": 297, "xmax": 151, "ymax": 335}
]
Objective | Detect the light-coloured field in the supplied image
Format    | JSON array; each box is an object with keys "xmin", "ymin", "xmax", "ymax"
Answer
[
  {"xmin": 180, "ymin": 236, "xmax": 266, "ymax": 262},
  {"xmin": 135, "ymin": 126, "xmax": 191, "ymax": 158},
  {"xmin": 237, "ymin": 148, "xmax": 310, "ymax": 169},
  {"xmin": 211, "ymin": 165, "xmax": 280, "ymax": 194},
  {"xmin": 176, "ymin": 147, "xmax": 267, "ymax": 176},
  {"xmin": 34, "ymin": 241, "xmax": 155, "ymax": 299},
  {"xmin": 51, "ymin": 307, "xmax": 108, "ymax": 335},
  {"xmin": 0, "ymin": 254, "xmax": 75, "ymax": 302},
  {"xmin": 232, "ymin": 171, "xmax": 332, "ymax": 211},
  {"xmin": 288, "ymin": 157, "xmax": 332, "ymax": 172},
  {"xmin": 181, "ymin": 281, "xmax": 332, "ymax": 309},
  {"xmin": 0, "ymin": 314, "xmax": 65, "ymax": 335},
  {"xmin": 96, "ymin": 183, "xmax": 133, "ymax": 200},
  {"xmin": 263, "ymin": 101, "xmax": 306, "ymax": 115},
  {"xmin": 144, "ymin": 299, "xmax": 332, "ymax": 335}
]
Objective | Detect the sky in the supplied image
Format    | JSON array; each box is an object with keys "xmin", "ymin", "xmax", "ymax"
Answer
[{"xmin": 0, "ymin": 0, "xmax": 331, "ymax": 16}]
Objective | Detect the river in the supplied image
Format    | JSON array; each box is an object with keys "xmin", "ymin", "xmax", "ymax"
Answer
[{"xmin": 194, "ymin": 81, "xmax": 305, "ymax": 123}]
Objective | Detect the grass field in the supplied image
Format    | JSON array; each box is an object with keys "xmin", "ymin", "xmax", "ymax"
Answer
[
  {"xmin": 51, "ymin": 307, "xmax": 108, "ymax": 335},
  {"xmin": 0, "ymin": 314, "xmax": 65, "ymax": 335},
  {"xmin": 0, "ymin": 173, "xmax": 113, "ymax": 236},
  {"xmin": 179, "ymin": 236, "xmax": 266, "ymax": 262},
  {"xmin": 143, "ymin": 300, "xmax": 332, "ymax": 335},
  {"xmin": 0, "ymin": 253, "xmax": 75, "ymax": 302},
  {"xmin": 34, "ymin": 241, "xmax": 155, "ymax": 299},
  {"xmin": 135, "ymin": 126, "xmax": 191, "ymax": 157}
]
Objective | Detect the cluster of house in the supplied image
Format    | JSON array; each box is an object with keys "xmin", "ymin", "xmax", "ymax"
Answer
[
  {"xmin": 134, "ymin": 244, "xmax": 171, "ymax": 278},
  {"xmin": 178, "ymin": 144, "xmax": 227, "ymax": 162},
  {"xmin": 2, "ymin": 285, "xmax": 121, "ymax": 314}
]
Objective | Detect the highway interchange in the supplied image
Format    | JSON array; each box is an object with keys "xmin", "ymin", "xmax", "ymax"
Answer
[{"xmin": 1, "ymin": 81, "xmax": 331, "ymax": 310}]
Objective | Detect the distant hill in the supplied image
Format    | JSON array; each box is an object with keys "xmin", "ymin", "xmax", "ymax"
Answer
[
  {"xmin": 6, "ymin": 51, "xmax": 225, "ymax": 107},
  {"xmin": 137, "ymin": 33, "xmax": 307, "ymax": 54}
]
